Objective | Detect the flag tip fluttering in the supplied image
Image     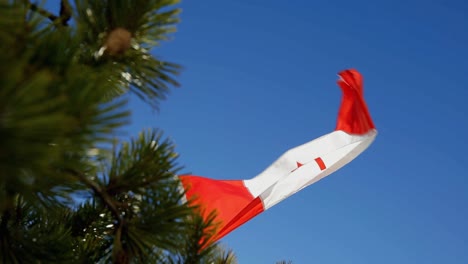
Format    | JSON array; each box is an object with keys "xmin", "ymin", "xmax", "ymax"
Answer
[{"xmin": 180, "ymin": 69, "xmax": 377, "ymax": 245}]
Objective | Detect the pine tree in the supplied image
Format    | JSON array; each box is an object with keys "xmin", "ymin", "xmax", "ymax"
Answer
[{"xmin": 0, "ymin": 1, "xmax": 237, "ymax": 263}]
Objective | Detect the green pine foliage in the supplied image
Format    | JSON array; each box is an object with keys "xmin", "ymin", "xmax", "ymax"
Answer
[{"xmin": 0, "ymin": 1, "xmax": 237, "ymax": 263}]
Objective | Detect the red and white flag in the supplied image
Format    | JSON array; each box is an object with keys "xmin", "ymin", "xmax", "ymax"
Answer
[{"xmin": 179, "ymin": 69, "xmax": 377, "ymax": 243}]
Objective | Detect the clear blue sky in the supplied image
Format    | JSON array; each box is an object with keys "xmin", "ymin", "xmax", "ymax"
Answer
[
  {"xmin": 55, "ymin": 0, "xmax": 468, "ymax": 263},
  {"xmin": 134, "ymin": 1, "xmax": 467, "ymax": 263}
]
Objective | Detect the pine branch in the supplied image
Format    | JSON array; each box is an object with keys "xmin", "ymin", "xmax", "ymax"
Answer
[
  {"xmin": 1, "ymin": 1, "xmax": 241, "ymax": 262},
  {"xmin": 74, "ymin": 0, "xmax": 182, "ymax": 109}
]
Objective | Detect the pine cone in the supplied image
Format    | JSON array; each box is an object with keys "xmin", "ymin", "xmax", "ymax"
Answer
[{"xmin": 105, "ymin": 28, "xmax": 132, "ymax": 56}]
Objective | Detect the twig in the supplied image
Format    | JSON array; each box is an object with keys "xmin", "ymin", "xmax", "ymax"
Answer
[
  {"xmin": 64, "ymin": 169, "xmax": 122, "ymax": 223},
  {"xmin": 65, "ymin": 168, "xmax": 128, "ymax": 262},
  {"xmin": 26, "ymin": 0, "xmax": 71, "ymax": 26},
  {"xmin": 28, "ymin": 2, "xmax": 58, "ymax": 22}
]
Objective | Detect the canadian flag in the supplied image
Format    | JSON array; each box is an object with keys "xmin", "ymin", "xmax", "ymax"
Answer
[{"xmin": 180, "ymin": 69, "xmax": 377, "ymax": 244}]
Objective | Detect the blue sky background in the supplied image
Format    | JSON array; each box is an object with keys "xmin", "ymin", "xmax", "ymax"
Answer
[
  {"xmin": 135, "ymin": 0, "xmax": 468, "ymax": 263},
  {"xmin": 49, "ymin": 0, "xmax": 468, "ymax": 263}
]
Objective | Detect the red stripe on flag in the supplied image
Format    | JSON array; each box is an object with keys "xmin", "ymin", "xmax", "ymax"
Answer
[
  {"xmin": 179, "ymin": 175, "xmax": 256, "ymax": 237},
  {"xmin": 336, "ymin": 69, "xmax": 375, "ymax": 135},
  {"xmin": 315, "ymin": 157, "xmax": 326, "ymax": 170},
  {"xmin": 215, "ymin": 196, "xmax": 264, "ymax": 241}
]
